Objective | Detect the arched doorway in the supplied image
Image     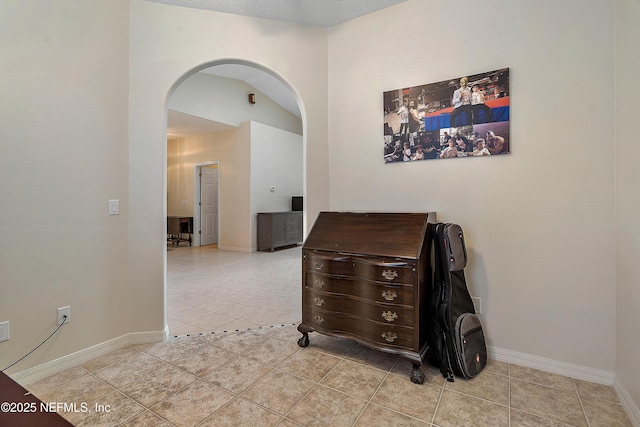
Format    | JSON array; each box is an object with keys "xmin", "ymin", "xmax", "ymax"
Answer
[{"xmin": 164, "ymin": 60, "xmax": 305, "ymax": 336}]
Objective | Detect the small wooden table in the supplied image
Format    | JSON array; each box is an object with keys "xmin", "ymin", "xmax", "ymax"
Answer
[{"xmin": 167, "ymin": 216, "xmax": 193, "ymax": 246}]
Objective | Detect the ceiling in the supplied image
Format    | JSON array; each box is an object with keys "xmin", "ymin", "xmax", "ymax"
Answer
[
  {"xmin": 165, "ymin": 0, "xmax": 407, "ymax": 137},
  {"xmin": 200, "ymin": 64, "xmax": 300, "ymax": 118},
  {"xmin": 145, "ymin": 0, "xmax": 407, "ymax": 27},
  {"xmin": 167, "ymin": 64, "xmax": 299, "ymax": 138}
]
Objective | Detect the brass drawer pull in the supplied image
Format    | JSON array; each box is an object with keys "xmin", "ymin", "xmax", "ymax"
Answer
[
  {"xmin": 381, "ymin": 331, "xmax": 397, "ymax": 343},
  {"xmin": 314, "ymin": 315, "xmax": 324, "ymax": 324},
  {"xmin": 313, "ymin": 278, "xmax": 325, "ymax": 289},
  {"xmin": 381, "ymin": 269, "xmax": 398, "ymax": 281},
  {"xmin": 381, "ymin": 290, "xmax": 397, "ymax": 301},
  {"xmin": 314, "ymin": 297, "xmax": 324, "ymax": 307},
  {"xmin": 382, "ymin": 311, "xmax": 398, "ymax": 322},
  {"xmin": 314, "ymin": 263, "xmax": 324, "ymax": 271}
]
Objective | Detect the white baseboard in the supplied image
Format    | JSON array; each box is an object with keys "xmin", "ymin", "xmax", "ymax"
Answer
[
  {"xmin": 218, "ymin": 245, "xmax": 252, "ymax": 252},
  {"xmin": 488, "ymin": 345, "xmax": 615, "ymax": 385},
  {"xmin": 11, "ymin": 330, "xmax": 165, "ymax": 386},
  {"xmin": 614, "ymin": 377, "xmax": 640, "ymax": 427}
]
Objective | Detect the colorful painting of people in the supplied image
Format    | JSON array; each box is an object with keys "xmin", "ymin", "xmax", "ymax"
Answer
[{"xmin": 383, "ymin": 67, "xmax": 509, "ymax": 162}]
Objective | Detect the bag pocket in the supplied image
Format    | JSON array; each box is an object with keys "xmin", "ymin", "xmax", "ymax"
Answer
[
  {"xmin": 444, "ymin": 224, "xmax": 467, "ymax": 271},
  {"xmin": 453, "ymin": 313, "xmax": 487, "ymax": 378}
]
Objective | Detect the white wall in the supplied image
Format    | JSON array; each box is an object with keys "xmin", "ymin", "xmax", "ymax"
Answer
[
  {"xmin": 166, "ymin": 128, "xmax": 250, "ymax": 252},
  {"xmin": 615, "ymin": 0, "xmax": 640, "ymax": 415},
  {"xmin": 0, "ymin": 0, "xmax": 131, "ymax": 373},
  {"xmin": 0, "ymin": 0, "xmax": 328, "ymax": 374},
  {"xmin": 250, "ymin": 122, "xmax": 304, "ymax": 213},
  {"xmin": 328, "ymin": 0, "xmax": 616, "ymax": 374},
  {"xmin": 128, "ymin": 0, "xmax": 330, "ymax": 332},
  {"xmin": 166, "ymin": 136, "xmax": 191, "ymax": 217},
  {"xmin": 250, "ymin": 121, "xmax": 304, "ymax": 249},
  {"xmin": 167, "ymin": 132, "xmax": 237, "ymax": 221}
]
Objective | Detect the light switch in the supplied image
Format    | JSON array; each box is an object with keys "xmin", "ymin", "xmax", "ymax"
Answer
[
  {"xmin": 108, "ymin": 199, "xmax": 119, "ymax": 215},
  {"xmin": 0, "ymin": 321, "xmax": 9, "ymax": 342}
]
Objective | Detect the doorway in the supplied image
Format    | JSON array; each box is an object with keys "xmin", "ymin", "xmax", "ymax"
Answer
[
  {"xmin": 196, "ymin": 163, "xmax": 219, "ymax": 246},
  {"xmin": 165, "ymin": 60, "xmax": 305, "ymax": 335}
]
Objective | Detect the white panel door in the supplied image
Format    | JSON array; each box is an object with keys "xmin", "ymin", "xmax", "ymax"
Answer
[{"xmin": 200, "ymin": 166, "xmax": 219, "ymax": 245}]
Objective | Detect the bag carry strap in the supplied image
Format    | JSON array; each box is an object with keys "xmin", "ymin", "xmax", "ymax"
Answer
[
  {"xmin": 434, "ymin": 224, "xmax": 450, "ymax": 330},
  {"xmin": 440, "ymin": 331, "xmax": 455, "ymax": 382}
]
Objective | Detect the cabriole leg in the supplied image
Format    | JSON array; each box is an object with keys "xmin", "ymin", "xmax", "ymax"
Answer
[{"xmin": 296, "ymin": 324, "xmax": 313, "ymax": 348}]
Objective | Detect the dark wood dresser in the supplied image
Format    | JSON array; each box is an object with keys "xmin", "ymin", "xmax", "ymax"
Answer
[{"xmin": 297, "ymin": 211, "xmax": 435, "ymax": 383}]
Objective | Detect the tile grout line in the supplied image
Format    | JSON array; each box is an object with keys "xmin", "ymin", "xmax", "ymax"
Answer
[
  {"xmin": 573, "ymin": 377, "xmax": 592, "ymax": 427},
  {"xmin": 136, "ymin": 340, "xmax": 290, "ymax": 426},
  {"xmin": 508, "ymin": 368, "xmax": 598, "ymax": 426},
  {"xmin": 94, "ymin": 344, "xmax": 241, "ymax": 425},
  {"xmin": 430, "ymin": 377, "xmax": 446, "ymax": 426},
  {"xmin": 270, "ymin": 335, "xmax": 348, "ymax": 423},
  {"xmin": 508, "ymin": 362, "xmax": 511, "ymax": 427},
  {"xmin": 271, "ymin": 339, "xmax": 414, "ymax": 425},
  {"xmin": 350, "ymin": 357, "xmax": 396, "ymax": 426}
]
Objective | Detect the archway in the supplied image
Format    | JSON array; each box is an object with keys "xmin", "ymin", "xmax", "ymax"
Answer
[{"xmin": 164, "ymin": 59, "xmax": 306, "ymax": 336}]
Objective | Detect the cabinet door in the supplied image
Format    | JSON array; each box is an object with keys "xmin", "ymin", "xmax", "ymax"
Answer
[
  {"xmin": 286, "ymin": 212, "xmax": 302, "ymax": 244},
  {"xmin": 272, "ymin": 214, "xmax": 287, "ymax": 247}
]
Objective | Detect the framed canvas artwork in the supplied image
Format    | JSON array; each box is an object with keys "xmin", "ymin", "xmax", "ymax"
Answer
[{"xmin": 383, "ymin": 68, "xmax": 510, "ymax": 162}]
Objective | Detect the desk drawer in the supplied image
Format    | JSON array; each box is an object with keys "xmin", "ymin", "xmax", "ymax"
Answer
[
  {"xmin": 302, "ymin": 307, "xmax": 415, "ymax": 351},
  {"xmin": 304, "ymin": 272, "xmax": 414, "ymax": 306},
  {"xmin": 354, "ymin": 258, "xmax": 415, "ymax": 284},
  {"xmin": 303, "ymin": 289, "xmax": 413, "ymax": 327},
  {"xmin": 304, "ymin": 252, "xmax": 354, "ymax": 276},
  {"xmin": 304, "ymin": 251, "xmax": 416, "ymax": 284}
]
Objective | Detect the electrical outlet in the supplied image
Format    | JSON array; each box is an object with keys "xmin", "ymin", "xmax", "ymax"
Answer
[
  {"xmin": 472, "ymin": 297, "xmax": 482, "ymax": 314},
  {"xmin": 57, "ymin": 306, "xmax": 71, "ymax": 325},
  {"xmin": 0, "ymin": 321, "xmax": 9, "ymax": 342}
]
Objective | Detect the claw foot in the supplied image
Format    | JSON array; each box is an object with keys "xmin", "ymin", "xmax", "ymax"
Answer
[
  {"xmin": 410, "ymin": 365, "xmax": 425, "ymax": 384},
  {"xmin": 297, "ymin": 333, "xmax": 309, "ymax": 348}
]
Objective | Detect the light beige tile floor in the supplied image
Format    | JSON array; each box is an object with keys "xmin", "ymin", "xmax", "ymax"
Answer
[
  {"xmin": 25, "ymin": 325, "xmax": 632, "ymax": 426},
  {"xmin": 166, "ymin": 244, "xmax": 302, "ymax": 337},
  {"xmin": 21, "ymin": 245, "xmax": 634, "ymax": 426}
]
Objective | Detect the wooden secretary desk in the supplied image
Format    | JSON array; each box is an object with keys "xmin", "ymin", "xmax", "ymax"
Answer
[{"xmin": 297, "ymin": 211, "xmax": 435, "ymax": 383}]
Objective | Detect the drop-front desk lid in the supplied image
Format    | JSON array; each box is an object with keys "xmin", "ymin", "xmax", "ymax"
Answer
[{"xmin": 303, "ymin": 211, "xmax": 434, "ymax": 259}]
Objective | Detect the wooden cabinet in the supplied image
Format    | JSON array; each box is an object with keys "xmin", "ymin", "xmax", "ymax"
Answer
[
  {"xmin": 297, "ymin": 211, "xmax": 435, "ymax": 383},
  {"xmin": 257, "ymin": 211, "xmax": 303, "ymax": 251}
]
